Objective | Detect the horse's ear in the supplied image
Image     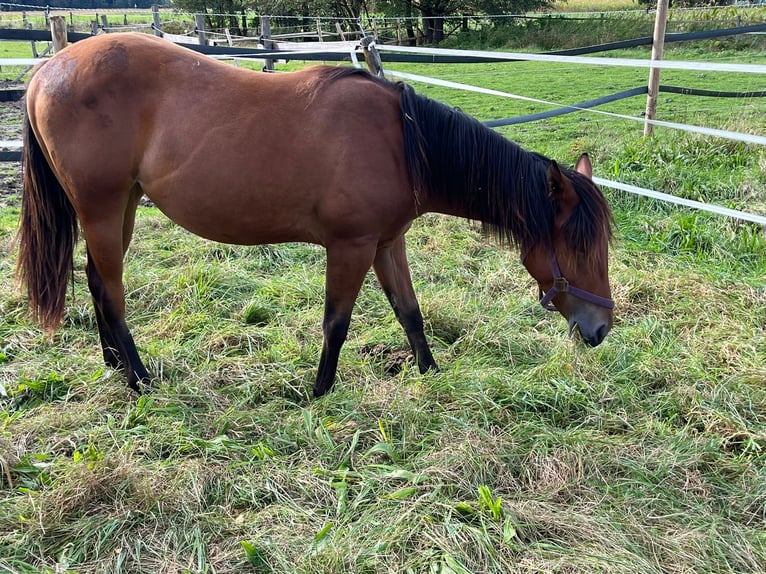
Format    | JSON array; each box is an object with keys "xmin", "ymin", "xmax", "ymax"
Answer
[
  {"xmin": 575, "ymin": 153, "xmax": 593, "ymax": 178},
  {"xmin": 548, "ymin": 160, "xmax": 579, "ymax": 216}
]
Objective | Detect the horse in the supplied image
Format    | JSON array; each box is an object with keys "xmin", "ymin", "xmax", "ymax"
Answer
[{"xmin": 16, "ymin": 33, "xmax": 614, "ymax": 397}]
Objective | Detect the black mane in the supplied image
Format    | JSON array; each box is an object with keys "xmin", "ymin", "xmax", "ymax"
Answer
[{"xmin": 398, "ymin": 83, "xmax": 612, "ymax": 255}]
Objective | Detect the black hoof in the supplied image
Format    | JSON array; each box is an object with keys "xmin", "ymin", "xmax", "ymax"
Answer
[
  {"xmin": 421, "ymin": 362, "xmax": 440, "ymax": 375},
  {"xmin": 103, "ymin": 347, "xmax": 122, "ymax": 370},
  {"xmin": 313, "ymin": 382, "xmax": 333, "ymax": 398},
  {"xmin": 128, "ymin": 375, "xmax": 152, "ymax": 395}
]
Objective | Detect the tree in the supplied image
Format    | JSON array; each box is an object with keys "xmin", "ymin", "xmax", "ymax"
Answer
[
  {"xmin": 171, "ymin": 0, "xmax": 250, "ymax": 34},
  {"xmin": 382, "ymin": 0, "xmax": 553, "ymax": 44}
]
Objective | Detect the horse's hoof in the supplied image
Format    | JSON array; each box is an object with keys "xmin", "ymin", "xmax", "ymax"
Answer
[
  {"xmin": 128, "ymin": 376, "xmax": 153, "ymax": 395},
  {"xmin": 313, "ymin": 383, "xmax": 332, "ymax": 398},
  {"xmin": 103, "ymin": 350, "xmax": 122, "ymax": 370},
  {"xmin": 421, "ymin": 362, "xmax": 440, "ymax": 375}
]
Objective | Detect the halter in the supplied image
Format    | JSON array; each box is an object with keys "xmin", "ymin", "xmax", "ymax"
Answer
[{"xmin": 524, "ymin": 247, "xmax": 615, "ymax": 312}]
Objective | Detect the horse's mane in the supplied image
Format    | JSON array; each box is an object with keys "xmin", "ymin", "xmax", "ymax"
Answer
[
  {"xmin": 398, "ymin": 83, "xmax": 613, "ymax": 258},
  {"xmin": 400, "ymin": 83, "xmax": 553, "ymax": 249},
  {"xmin": 559, "ymin": 169, "xmax": 614, "ymax": 267},
  {"xmin": 316, "ymin": 67, "xmax": 612, "ymax": 258}
]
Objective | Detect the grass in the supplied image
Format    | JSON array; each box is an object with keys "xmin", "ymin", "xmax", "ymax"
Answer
[
  {"xmin": 552, "ymin": 0, "xmax": 638, "ymax": 12},
  {"xmin": 3, "ymin": 208, "xmax": 764, "ymax": 572},
  {"xmin": 1, "ymin": 28, "xmax": 766, "ymax": 574}
]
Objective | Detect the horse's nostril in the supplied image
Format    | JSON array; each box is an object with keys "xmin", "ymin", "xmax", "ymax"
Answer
[
  {"xmin": 593, "ymin": 323, "xmax": 609, "ymax": 346},
  {"xmin": 580, "ymin": 322, "xmax": 609, "ymax": 347}
]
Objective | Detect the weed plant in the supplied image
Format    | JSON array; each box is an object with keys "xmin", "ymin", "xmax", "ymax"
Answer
[{"xmin": 0, "ymin": 27, "xmax": 765, "ymax": 574}]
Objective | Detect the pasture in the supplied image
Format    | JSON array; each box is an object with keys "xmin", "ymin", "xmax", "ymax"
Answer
[{"xmin": 1, "ymin": 33, "xmax": 765, "ymax": 574}]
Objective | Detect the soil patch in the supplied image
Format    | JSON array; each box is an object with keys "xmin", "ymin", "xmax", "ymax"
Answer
[{"xmin": 0, "ymin": 85, "xmax": 24, "ymax": 209}]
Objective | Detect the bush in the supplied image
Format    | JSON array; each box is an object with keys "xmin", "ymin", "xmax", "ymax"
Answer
[{"xmin": 441, "ymin": 14, "xmax": 655, "ymax": 51}]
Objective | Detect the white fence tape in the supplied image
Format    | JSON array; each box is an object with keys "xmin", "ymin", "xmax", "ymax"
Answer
[
  {"xmin": 0, "ymin": 58, "xmax": 43, "ymax": 66},
  {"xmin": 594, "ymin": 177, "xmax": 766, "ymax": 226},
  {"xmin": 384, "ymin": 69, "xmax": 766, "ymax": 146},
  {"xmin": 379, "ymin": 44, "xmax": 766, "ymax": 74}
]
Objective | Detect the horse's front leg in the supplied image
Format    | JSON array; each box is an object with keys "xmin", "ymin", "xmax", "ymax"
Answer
[
  {"xmin": 373, "ymin": 234, "xmax": 438, "ymax": 374},
  {"xmin": 313, "ymin": 240, "xmax": 377, "ymax": 397}
]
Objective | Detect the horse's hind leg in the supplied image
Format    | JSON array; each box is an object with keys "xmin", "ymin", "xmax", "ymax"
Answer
[
  {"xmin": 84, "ymin": 188, "xmax": 150, "ymax": 392},
  {"xmin": 373, "ymin": 235, "xmax": 438, "ymax": 375},
  {"xmin": 88, "ymin": 249, "xmax": 121, "ymax": 370},
  {"xmin": 313, "ymin": 241, "xmax": 378, "ymax": 397}
]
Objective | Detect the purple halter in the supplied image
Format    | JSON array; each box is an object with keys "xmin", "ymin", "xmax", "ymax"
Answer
[{"xmin": 525, "ymin": 248, "xmax": 615, "ymax": 312}]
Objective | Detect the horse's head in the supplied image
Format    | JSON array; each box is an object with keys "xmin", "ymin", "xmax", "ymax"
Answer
[{"xmin": 522, "ymin": 154, "xmax": 614, "ymax": 347}]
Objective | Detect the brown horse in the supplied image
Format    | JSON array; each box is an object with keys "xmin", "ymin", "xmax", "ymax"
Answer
[{"xmin": 17, "ymin": 33, "xmax": 614, "ymax": 397}]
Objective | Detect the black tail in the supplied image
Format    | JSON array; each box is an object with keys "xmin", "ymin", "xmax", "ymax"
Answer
[{"xmin": 16, "ymin": 112, "xmax": 79, "ymax": 331}]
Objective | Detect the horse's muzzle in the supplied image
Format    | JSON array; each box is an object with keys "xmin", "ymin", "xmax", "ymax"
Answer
[{"xmin": 569, "ymin": 316, "xmax": 611, "ymax": 347}]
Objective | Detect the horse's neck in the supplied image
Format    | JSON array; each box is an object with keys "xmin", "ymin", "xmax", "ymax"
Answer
[{"xmin": 419, "ymin": 139, "xmax": 547, "ymax": 229}]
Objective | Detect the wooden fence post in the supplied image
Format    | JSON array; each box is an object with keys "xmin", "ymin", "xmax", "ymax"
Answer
[
  {"xmin": 644, "ymin": 0, "xmax": 669, "ymax": 137},
  {"xmin": 50, "ymin": 15, "xmax": 68, "ymax": 53},
  {"xmin": 361, "ymin": 35, "xmax": 383, "ymax": 77},
  {"xmin": 195, "ymin": 14, "xmax": 207, "ymax": 45},
  {"xmin": 152, "ymin": 5, "xmax": 162, "ymax": 36},
  {"xmin": 260, "ymin": 16, "xmax": 274, "ymax": 72}
]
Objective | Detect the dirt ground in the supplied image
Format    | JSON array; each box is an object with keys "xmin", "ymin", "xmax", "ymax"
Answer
[{"xmin": 0, "ymin": 87, "xmax": 24, "ymax": 209}]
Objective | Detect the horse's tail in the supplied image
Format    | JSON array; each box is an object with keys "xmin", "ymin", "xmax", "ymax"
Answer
[{"xmin": 16, "ymin": 111, "xmax": 79, "ymax": 331}]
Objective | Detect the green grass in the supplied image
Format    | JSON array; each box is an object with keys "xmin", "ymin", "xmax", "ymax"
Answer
[
  {"xmin": 552, "ymin": 0, "xmax": 638, "ymax": 11},
  {"xmin": 1, "ymin": 36, "xmax": 765, "ymax": 574}
]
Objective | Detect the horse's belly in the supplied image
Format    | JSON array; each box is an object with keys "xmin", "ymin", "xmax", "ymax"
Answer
[
  {"xmin": 146, "ymin": 187, "xmax": 320, "ymax": 246},
  {"xmin": 138, "ymin": 116, "xmax": 414, "ymax": 247}
]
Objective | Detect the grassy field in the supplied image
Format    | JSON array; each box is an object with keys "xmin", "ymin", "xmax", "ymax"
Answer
[{"xmin": 1, "ymin": 30, "xmax": 766, "ymax": 574}]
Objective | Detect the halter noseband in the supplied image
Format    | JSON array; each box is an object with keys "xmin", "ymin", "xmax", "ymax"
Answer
[{"xmin": 524, "ymin": 247, "xmax": 615, "ymax": 312}]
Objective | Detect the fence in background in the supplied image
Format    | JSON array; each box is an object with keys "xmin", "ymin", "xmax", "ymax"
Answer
[
  {"xmin": 2, "ymin": 2, "xmax": 766, "ymax": 48},
  {"xmin": 0, "ymin": 11, "xmax": 764, "ymax": 225}
]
